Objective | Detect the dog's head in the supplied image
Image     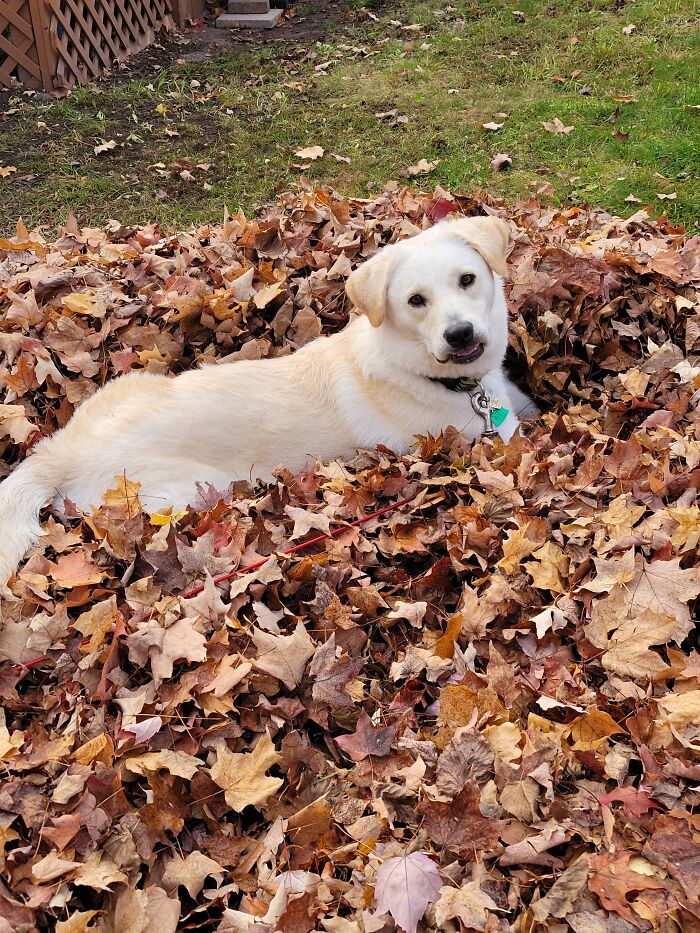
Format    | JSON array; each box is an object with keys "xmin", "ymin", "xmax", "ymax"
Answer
[{"xmin": 345, "ymin": 216, "xmax": 510, "ymax": 377}]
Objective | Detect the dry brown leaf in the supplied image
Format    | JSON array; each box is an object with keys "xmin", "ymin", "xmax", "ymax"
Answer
[{"xmin": 210, "ymin": 732, "xmax": 283, "ymax": 812}]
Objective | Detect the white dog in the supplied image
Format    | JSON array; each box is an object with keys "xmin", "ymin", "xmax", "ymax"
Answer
[{"xmin": 0, "ymin": 216, "xmax": 535, "ymax": 587}]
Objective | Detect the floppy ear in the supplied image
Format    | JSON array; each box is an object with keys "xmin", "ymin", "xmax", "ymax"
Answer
[
  {"xmin": 445, "ymin": 216, "xmax": 510, "ymax": 278},
  {"xmin": 345, "ymin": 249, "xmax": 395, "ymax": 327}
]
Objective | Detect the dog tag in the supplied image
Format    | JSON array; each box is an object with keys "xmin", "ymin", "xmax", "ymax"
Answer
[{"xmin": 491, "ymin": 406, "xmax": 509, "ymax": 427}]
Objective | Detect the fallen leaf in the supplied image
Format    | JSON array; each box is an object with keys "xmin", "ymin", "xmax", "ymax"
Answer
[
  {"xmin": 294, "ymin": 145, "xmax": 324, "ymax": 160},
  {"xmin": 542, "ymin": 117, "xmax": 575, "ymax": 134},
  {"xmin": 252, "ymin": 621, "xmax": 315, "ymax": 690},
  {"xmin": 490, "ymin": 152, "xmax": 512, "ymax": 172},
  {"xmin": 94, "ymin": 139, "xmax": 118, "ymax": 155},
  {"xmin": 434, "ymin": 881, "xmax": 499, "ymax": 931},
  {"xmin": 404, "ymin": 158, "xmax": 440, "ymax": 177},
  {"xmin": 210, "ymin": 731, "xmax": 283, "ymax": 812},
  {"xmin": 372, "ymin": 852, "xmax": 442, "ymax": 933}
]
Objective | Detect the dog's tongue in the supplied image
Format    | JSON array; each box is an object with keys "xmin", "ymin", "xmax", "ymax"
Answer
[{"xmin": 454, "ymin": 343, "xmax": 481, "ymax": 360}]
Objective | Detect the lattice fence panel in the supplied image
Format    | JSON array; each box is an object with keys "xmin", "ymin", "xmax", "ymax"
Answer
[
  {"xmin": 0, "ymin": 0, "xmax": 174, "ymax": 90},
  {"xmin": 0, "ymin": 0, "xmax": 46, "ymax": 88},
  {"xmin": 48, "ymin": 0, "xmax": 174, "ymax": 88}
]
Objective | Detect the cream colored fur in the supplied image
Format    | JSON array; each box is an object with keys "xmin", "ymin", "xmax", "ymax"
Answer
[{"xmin": 0, "ymin": 216, "xmax": 536, "ymax": 587}]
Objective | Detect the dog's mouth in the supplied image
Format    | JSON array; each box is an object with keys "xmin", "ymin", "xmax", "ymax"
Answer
[{"xmin": 441, "ymin": 342, "xmax": 485, "ymax": 364}]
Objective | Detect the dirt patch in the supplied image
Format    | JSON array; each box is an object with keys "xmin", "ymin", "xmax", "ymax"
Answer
[{"xmin": 0, "ymin": 1, "xmax": 354, "ymax": 112}]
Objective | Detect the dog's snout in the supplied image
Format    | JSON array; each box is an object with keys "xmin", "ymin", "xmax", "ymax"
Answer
[{"xmin": 444, "ymin": 322, "xmax": 475, "ymax": 348}]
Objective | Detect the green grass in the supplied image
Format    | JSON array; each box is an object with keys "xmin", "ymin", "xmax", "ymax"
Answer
[{"xmin": 1, "ymin": 0, "xmax": 699, "ymax": 234}]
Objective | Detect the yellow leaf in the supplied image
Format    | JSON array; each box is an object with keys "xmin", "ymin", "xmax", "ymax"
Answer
[
  {"xmin": 123, "ymin": 749, "xmax": 201, "ymax": 780},
  {"xmin": 566, "ymin": 706, "xmax": 625, "ymax": 751},
  {"xmin": 73, "ymin": 732, "xmax": 115, "ymax": 766},
  {"xmin": 618, "ymin": 367, "xmax": 650, "ymax": 398},
  {"xmin": 210, "ymin": 731, "xmax": 283, "ymax": 812},
  {"xmin": 62, "ymin": 291, "xmax": 95, "ymax": 315},
  {"xmin": 56, "ymin": 910, "xmax": 98, "ymax": 933},
  {"xmin": 253, "ymin": 280, "xmax": 285, "ymax": 309},
  {"xmin": 498, "ymin": 523, "xmax": 540, "ymax": 574},
  {"xmin": 101, "ymin": 475, "xmax": 141, "ymax": 514},
  {"xmin": 149, "ymin": 508, "xmax": 187, "ymax": 526},
  {"xmin": 526, "ymin": 541, "xmax": 569, "ymax": 593}
]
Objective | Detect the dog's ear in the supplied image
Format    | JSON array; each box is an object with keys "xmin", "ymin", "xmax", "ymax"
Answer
[
  {"xmin": 346, "ymin": 249, "xmax": 395, "ymax": 327},
  {"xmin": 446, "ymin": 216, "xmax": 510, "ymax": 278}
]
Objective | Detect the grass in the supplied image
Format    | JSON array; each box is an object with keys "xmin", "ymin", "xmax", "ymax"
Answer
[{"xmin": 0, "ymin": 0, "xmax": 699, "ymax": 234}]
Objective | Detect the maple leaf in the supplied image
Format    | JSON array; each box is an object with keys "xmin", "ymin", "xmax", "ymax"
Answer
[
  {"xmin": 585, "ymin": 600, "xmax": 674, "ymax": 682},
  {"xmin": 210, "ymin": 732, "xmax": 283, "ymax": 812},
  {"xmin": 0, "ymin": 403, "xmax": 35, "ymax": 443},
  {"xmin": 49, "ymin": 551, "xmax": 106, "ymax": 588},
  {"xmin": 404, "ymin": 158, "xmax": 440, "ymax": 177},
  {"xmin": 123, "ymin": 749, "xmax": 201, "ymax": 780},
  {"xmin": 71, "ymin": 852, "xmax": 127, "ymax": 890},
  {"xmin": 335, "ymin": 710, "xmax": 396, "ymax": 761},
  {"xmin": 162, "ymin": 852, "xmax": 225, "ymax": 898},
  {"xmin": 127, "ymin": 616, "xmax": 207, "ymax": 685},
  {"xmin": 73, "ymin": 596, "xmax": 122, "ymax": 658},
  {"xmin": 583, "ymin": 550, "xmax": 637, "ymax": 593},
  {"xmin": 309, "ymin": 633, "xmax": 362, "ymax": 709},
  {"xmin": 32, "ymin": 850, "xmax": 81, "ymax": 883},
  {"xmin": 542, "ymin": 117, "xmax": 575, "ymax": 134},
  {"xmin": 387, "ymin": 600, "xmax": 427, "ymax": 628},
  {"xmin": 598, "ymin": 786, "xmax": 662, "ymax": 820},
  {"xmin": 565, "ymin": 706, "xmax": 625, "ymax": 751},
  {"xmin": 372, "ymin": 852, "xmax": 442, "ymax": 933},
  {"xmin": 419, "ymin": 780, "xmax": 501, "ymax": 854},
  {"xmin": 481, "ymin": 121, "xmax": 504, "ymax": 131},
  {"xmin": 252, "ymin": 621, "xmax": 315, "ymax": 690},
  {"xmin": 285, "ymin": 504, "xmax": 332, "ymax": 539},
  {"xmin": 56, "ymin": 912, "xmax": 99, "ymax": 933},
  {"xmin": 589, "ymin": 850, "xmax": 664, "ymax": 923},
  {"xmin": 434, "ymin": 881, "xmax": 499, "ymax": 931}
]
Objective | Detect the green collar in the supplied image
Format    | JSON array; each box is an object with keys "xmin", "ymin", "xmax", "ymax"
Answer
[{"xmin": 428, "ymin": 376, "xmax": 480, "ymax": 393}]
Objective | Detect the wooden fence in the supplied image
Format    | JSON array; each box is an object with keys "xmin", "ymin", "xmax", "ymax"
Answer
[{"xmin": 0, "ymin": 0, "xmax": 199, "ymax": 91}]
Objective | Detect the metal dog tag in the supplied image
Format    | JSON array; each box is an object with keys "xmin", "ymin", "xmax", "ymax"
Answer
[{"xmin": 470, "ymin": 385, "xmax": 497, "ymax": 436}]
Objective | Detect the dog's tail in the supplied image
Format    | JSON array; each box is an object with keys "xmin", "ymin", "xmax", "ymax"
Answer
[{"xmin": 0, "ymin": 452, "xmax": 60, "ymax": 589}]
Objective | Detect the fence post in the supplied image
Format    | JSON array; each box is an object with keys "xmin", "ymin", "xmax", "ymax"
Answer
[{"xmin": 27, "ymin": 0, "xmax": 54, "ymax": 89}]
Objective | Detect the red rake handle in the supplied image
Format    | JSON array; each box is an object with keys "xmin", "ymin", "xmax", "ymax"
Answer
[{"xmin": 17, "ymin": 495, "xmax": 415, "ymax": 672}]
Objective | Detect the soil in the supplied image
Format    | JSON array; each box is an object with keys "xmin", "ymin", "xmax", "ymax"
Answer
[{"xmin": 0, "ymin": 0, "xmax": 357, "ymax": 112}]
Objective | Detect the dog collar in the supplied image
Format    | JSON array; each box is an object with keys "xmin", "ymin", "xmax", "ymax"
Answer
[
  {"xmin": 428, "ymin": 376, "xmax": 480, "ymax": 392},
  {"xmin": 429, "ymin": 376, "xmax": 510, "ymax": 434}
]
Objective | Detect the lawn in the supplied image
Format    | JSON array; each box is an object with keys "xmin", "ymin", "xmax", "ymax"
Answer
[{"xmin": 0, "ymin": 0, "xmax": 698, "ymax": 233}]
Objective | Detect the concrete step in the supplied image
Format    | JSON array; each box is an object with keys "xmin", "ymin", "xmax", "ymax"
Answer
[
  {"xmin": 227, "ymin": 0, "xmax": 269, "ymax": 13},
  {"xmin": 216, "ymin": 8, "xmax": 282, "ymax": 28}
]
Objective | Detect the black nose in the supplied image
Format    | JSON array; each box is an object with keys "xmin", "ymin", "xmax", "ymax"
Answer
[{"xmin": 444, "ymin": 323, "xmax": 475, "ymax": 348}]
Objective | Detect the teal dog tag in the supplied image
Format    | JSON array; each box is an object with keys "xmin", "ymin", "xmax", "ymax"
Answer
[{"xmin": 491, "ymin": 406, "xmax": 509, "ymax": 427}]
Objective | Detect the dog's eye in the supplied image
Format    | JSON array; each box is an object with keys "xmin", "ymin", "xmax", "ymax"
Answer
[
  {"xmin": 408, "ymin": 294, "xmax": 426, "ymax": 307},
  {"xmin": 459, "ymin": 273, "xmax": 476, "ymax": 289}
]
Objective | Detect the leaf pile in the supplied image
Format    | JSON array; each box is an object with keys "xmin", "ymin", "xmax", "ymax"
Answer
[{"xmin": 1, "ymin": 186, "xmax": 700, "ymax": 932}]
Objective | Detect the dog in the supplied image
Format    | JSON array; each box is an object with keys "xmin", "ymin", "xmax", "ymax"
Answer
[{"xmin": 0, "ymin": 215, "xmax": 535, "ymax": 588}]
